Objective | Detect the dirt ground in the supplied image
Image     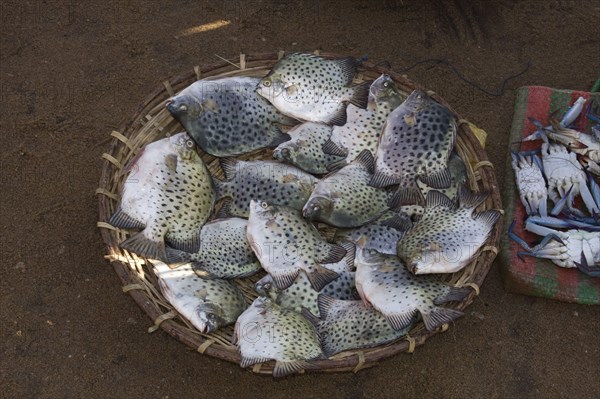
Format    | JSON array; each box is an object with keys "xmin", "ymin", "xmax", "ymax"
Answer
[{"xmin": 1, "ymin": 0, "xmax": 599, "ymax": 398}]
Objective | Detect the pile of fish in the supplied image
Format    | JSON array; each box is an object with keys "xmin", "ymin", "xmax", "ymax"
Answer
[
  {"xmin": 510, "ymin": 96, "xmax": 600, "ymax": 277},
  {"xmin": 109, "ymin": 53, "xmax": 501, "ymax": 377}
]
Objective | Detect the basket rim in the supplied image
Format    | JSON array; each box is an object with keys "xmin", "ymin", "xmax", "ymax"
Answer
[{"xmin": 97, "ymin": 51, "xmax": 503, "ymax": 375}]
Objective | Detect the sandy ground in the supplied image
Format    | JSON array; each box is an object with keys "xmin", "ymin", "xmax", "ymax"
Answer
[{"xmin": 1, "ymin": 0, "xmax": 599, "ymax": 398}]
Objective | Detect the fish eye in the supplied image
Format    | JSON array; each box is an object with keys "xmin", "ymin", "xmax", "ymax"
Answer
[
  {"xmin": 260, "ymin": 201, "xmax": 268, "ymax": 209},
  {"xmin": 263, "ymin": 80, "xmax": 271, "ymax": 87},
  {"xmin": 208, "ymin": 314, "xmax": 216, "ymax": 320},
  {"xmin": 185, "ymin": 139, "xmax": 195, "ymax": 148},
  {"xmin": 281, "ymin": 148, "xmax": 291, "ymax": 157},
  {"xmin": 383, "ymin": 81, "xmax": 389, "ymax": 87}
]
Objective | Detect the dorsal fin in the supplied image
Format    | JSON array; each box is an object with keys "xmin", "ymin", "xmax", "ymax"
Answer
[
  {"xmin": 425, "ymin": 190, "xmax": 455, "ymax": 209},
  {"xmin": 317, "ymin": 295, "xmax": 337, "ymax": 320},
  {"xmin": 458, "ymin": 185, "xmax": 488, "ymax": 209},
  {"xmin": 219, "ymin": 158, "xmax": 240, "ymax": 181},
  {"xmin": 353, "ymin": 150, "xmax": 375, "ymax": 173}
]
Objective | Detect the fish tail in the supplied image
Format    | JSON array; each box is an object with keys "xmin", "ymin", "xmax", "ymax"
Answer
[
  {"xmin": 166, "ymin": 231, "xmax": 201, "ymax": 254},
  {"xmin": 120, "ymin": 230, "xmax": 167, "ymax": 262},
  {"xmin": 306, "ymin": 265, "xmax": 339, "ymax": 292},
  {"xmin": 164, "ymin": 246, "xmax": 193, "ymax": 266},
  {"xmin": 433, "ymin": 286, "xmax": 472, "ymax": 305},
  {"xmin": 421, "ymin": 307, "xmax": 464, "ymax": 332},
  {"xmin": 348, "ymin": 80, "xmax": 372, "ymax": 109},
  {"xmin": 389, "ymin": 182, "xmax": 425, "ymax": 208}
]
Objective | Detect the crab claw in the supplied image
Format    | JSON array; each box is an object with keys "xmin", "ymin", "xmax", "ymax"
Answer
[{"xmin": 516, "ymin": 234, "xmax": 567, "ymax": 262}]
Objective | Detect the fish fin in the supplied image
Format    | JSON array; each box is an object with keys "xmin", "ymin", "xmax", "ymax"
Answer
[
  {"xmin": 385, "ymin": 310, "xmax": 418, "ymax": 331},
  {"xmin": 164, "ymin": 246, "xmax": 193, "ymax": 265},
  {"xmin": 458, "ymin": 185, "xmax": 489, "ymax": 209},
  {"xmin": 389, "ymin": 184, "xmax": 425, "ymax": 208},
  {"xmin": 338, "ymin": 241, "xmax": 356, "ymax": 270},
  {"xmin": 240, "ymin": 356, "xmax": 271, "ymax": 369},
  {"xmin": 349, "ymin": 80, "xmax": 372, "ymax": 109},
  {"xmin": 325, "ymin": 158, "xmax": 348, "ymax": 172},
  {"xmin": 474, "ymin": 209, "xmax": 501, "ymax": 227},
  {"xmin": 419, "ymin": 166, "xmax": 452, "ymax": 189},
  {"xmin": 120, "ymin": 232, "xmax": 167, "ymax": 262},
  {"xmin": 109, "ymin": 207, "xmax": 145, "ymax": 230},
  {"xmin": 300, "ymin": 307, "xmax": 322, "ymax": 326},
  {"xmin": 353, "ymin": 149, "xmax": 375, "ymax": 173},
  {"xmin": 164, "ymin": 154, "xmax": 178, "ymax": 173},
  {"xmin": 273, "ymin": 360, "xmax": 314, "ymax": 378},
  {"xmin": 229, "ymin": 266, "xmax": 261, "ymax": 279},
  {"xmin": 305, "ymin": 265, "xmax": 339, "ymax": 291},
  {"xmin": 327, "ymin": 106, "xmax": 348, "ymax": 126},
  {"xmin": 317, "ymin": 294, "xmax": 337, "ymax": 319},
  {"xmin": 212, "ymin": 177, "xmax": 226, "ymax": 199},
  {"xmin": 421, "ymin": 307, "xmax": 464, "ymax": 332},
  {"xmin": 322, "ymin": 139, "xmax": 348, "ymax": 157},
  {"xmin": 219, "ymin": 158, "xmax": 239, "ymax": 181},
  {"xmin": 333, "ymin": 56, "xmax": 360, "ymax": 84},
  {"xmin": 192, "ymin": 262, "xmax": 219, "ymax": 280},
  {"xmin": 268, "ymin": 126, "xmax": 291, "ymax": 147},
  {"xmin": 166, "ymin": 231, "xmax": 201, "ymax": 253},
  {"xmin": 271, "ymin": 270, "xmax": 300, "ymax": 290},
  {"xmin": 425, "ymin": 190, "xmax": 456, "ymax": 209},
  {"xmin": 369, "ymin": 170, "xmax": 401, "ymax": 188},
  {"xmin": 433, "ymin": 287, "xmax": 472, "ymax": 305},
  {"xmin": 380, "ymin": 214, "xmax": 412, "ymax": 231},
  {"xmin": 216, "ymin": 198, "xmax": 233, "ymax": 218},
  {"xmin": 316, "ymin": 242, "xmax": 347, "ymax": 264}
]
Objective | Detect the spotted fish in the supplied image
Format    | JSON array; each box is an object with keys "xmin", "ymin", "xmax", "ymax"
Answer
[
  {"xmin": 370, "ymin": 90, "xmax": 457, "ymax": 206},
  {"xmin": 303, "ymin": 296, "xmax": 416, "ymax": 357},
  {"xmin": 255, "ymin": 246, "xmax": 357, "ymax": 317},
  {"xmin": 165, "ymin": 218, "xmax": 261, "ymax": 279},
  {"xmin": 397, "ymin": 187, "xmax": 501, "ymax": 274},
  {"xmin": 233, "ymin": 297, "xmax": 323, "ymax": 378},
  {"xmin": 213, "ymin": 159, "xmax": 318, "ymax": 218},
  {"xmin": 167, "ymin": 77, "xmax": 296, "ymax": 157},
  {"xmin": 303, "ymin": 150, "xmax": 392, "ymax": 227},
  {"xmin": 322, "ymin": 74, "xmax": 406, "ymax": 169},
  {"xmin": 354, "ymin": 244, "xmax": 471, "ymax": 332},
  {"xmin": 247, "ymin": 200, "xmax": 350, "ymax": 291},
  {"xmin": 257, "ymin": 53, "xmax": 370, "ymax": 125},
  {"xmin": 334, "ymin": 212, "xmax": 410, "ymax": 255},
  {"xmin": 153, "ymin": 262, "xmax": 246, "ymax": 333},
  {"xmin": 273, "ymin": 122, "xmax": 344, "ymax": 174},
  {"xmin": 109, "ymin": 133, "xmax": 214, "ymax": 262}
]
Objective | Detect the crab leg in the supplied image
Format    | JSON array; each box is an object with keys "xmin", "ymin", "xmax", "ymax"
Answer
[{"xmin": 560, "ymin": 96, "xmax": 586, "ymax": 128}]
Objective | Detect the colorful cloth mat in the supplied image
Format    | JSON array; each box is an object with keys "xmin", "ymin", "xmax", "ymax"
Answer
[{"xmin": 500, "ymin": 86, "xmax": 600, "ymax": 305}]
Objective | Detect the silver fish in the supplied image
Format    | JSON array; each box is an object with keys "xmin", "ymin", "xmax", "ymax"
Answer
[
  {"xmin": 397, "ymin": 187, "xmax": 501, "ymax": 274},
  {"xmin": 303, "ymin": 296, "xmax": 416, "ymax": 357},
  {"xmin": 303, "ymin": 150, "xmax": 392, "ymax": 227},
  {"xmin": 322, "ymin": 74, "xmax": 406, "ymax": 169},
  {"xmin": 232, "ymin": 297, "xmax": 323, "ymax": 377},
  {"xmin": 370, "ymin": 90, "xmax": 457, "ymax": 206},
  {"xmin": 109, "ymin": 133, "xmax": 214, "ymax": 262},
  {"xmin": 166, "ymin": 218, "xmax": 261, "ymax": 279},
  {"xmin": 273, "ymin": 122, "xmax": 344, "ymax": 174},
  {"xmin": 354, "ymin": 245, "xmax": 471, "ymax": 332},
  {"xmin": 247, "ymin": 200, "xmax": 350, "ymax": 291},
  {"xmin": 213, "ymin": 159, "xmax": 318, "ymax": 218},
  {"xmin": 257, "ymin": 53, "xmax": 370, "ymax": 125},
  {"xmin": 154, "ymin": 262, "xmax": 246, "ymax": 333},
  {"xmin": 334, "ymin": 212, "xmax": 410, "ymax": 255},
  {"xmin": 167, "ymin": 77, "xmax": 296, "ymax": 157},
  {"xmin": 255, "ymin": 246, "xmax": 357, "ymax": 317}
]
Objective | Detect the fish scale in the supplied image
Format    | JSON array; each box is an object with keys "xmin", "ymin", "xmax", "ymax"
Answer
[
  {"xmin": 154, "ymin": 262, "xmax": 246, "ymax": 333},
  {"xmin": 323, "ymin": 74, "xmax": 406, "ymax": 168},
  {"xmin": 303, "ymin": 149, "xmax": 393, "ymax": 227},
  {"xmin": 247, "ymin": 201, "xmax": 350, "ymax": 291},
  {"xmin": 371, "ymin": 90, "xmax": 457, "ymax": 206},
  {"xmin": 233, "ymin": 297, "xmax": 323, "ymax": 378},
  {"xmin": 109, "ymin": 133, "xmax": 214, "ymax": 263},
  {"xmin": 167, "ymin": 77, "xmax": 297, "ymax": 157},
  {"xmin": 213, "ymin": 159, "xmax": 318, "ymax": 218},
  {"xmin": 397, "ymin": 186, "xmax": 501, "ymax": 274},
  {"xmin": 273, "ymin": 122, "xmax": 344, "ymax": 174},
  {"xmin": 257, "ymin": 53, "xmax": 371, "ymax": 126},
  {"xmin": 302, "ymin": 296, "xmax": 416, "ymax": 357},
  {"xmin": 354, "ymin": 245, "xmax": 471, "ymax": 332}
]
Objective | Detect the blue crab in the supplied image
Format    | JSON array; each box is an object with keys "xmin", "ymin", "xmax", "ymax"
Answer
[
  {"xmin": 509, "ymin": 217, "xmax": 600, "ymax": 277},
  {"xmin": 511, "ymin": 150, "xmax": 548, "ymax": 216}
]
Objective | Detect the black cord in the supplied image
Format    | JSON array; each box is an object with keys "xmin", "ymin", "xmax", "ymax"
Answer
[{"xmin": 393, "ymin": 58, "xmax": 532, "ymax": 97}]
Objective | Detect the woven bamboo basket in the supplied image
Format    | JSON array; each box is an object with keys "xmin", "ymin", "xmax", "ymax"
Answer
[{"xmin": 97, "ymin": 51, "xmax": 503, "ymax": 375}]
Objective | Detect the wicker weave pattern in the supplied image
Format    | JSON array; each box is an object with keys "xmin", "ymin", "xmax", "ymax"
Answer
[{"xmin": 97, "ymin": 52, "xmax": 503, "ymax": 374}]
